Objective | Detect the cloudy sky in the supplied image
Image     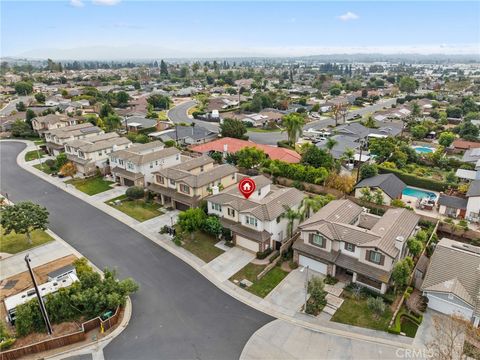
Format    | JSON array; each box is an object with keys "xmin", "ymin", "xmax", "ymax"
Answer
[{"xmin": 1, "ymin": 1, "xmax": 479, "ymax": 59}]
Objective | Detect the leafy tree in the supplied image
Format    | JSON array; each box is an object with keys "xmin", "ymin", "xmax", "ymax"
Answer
[
  {"xmin": 456, "ymin": 121, "xmax": 479, "ymax": 141},
  {"xmin": 325, "ymin": 138, "xmax": 338, "ymax": 154},
  {"xmin": 372, "ymin": 188, "xmax": 385, "ymax": 205},
  {"xmin": 11, "ymin": 120, "xmax": 35, "ymax": 137},
  {"xmin": 411, "ymin": 101, "xmax": 421, "ymax": 117},
  {"xmin": 392, "ymin": 257, "xmax": 413, "ymax": 292},
  {"xmin": 305, "ymin": 276, "xmax": 327, "ymax": 315},
  {"xmin": 160, "ymin": 60, "xmax": 169, "ymax": 77},
  {"xmin": 104, "ymin": 114, "xmax": 122, "ymax": 131},
  {"xmin": 282, "ymin": 113, "xmax": 305, "ymax": 145},
  {"xmin": 59, "ymin": 162, "xmax": 77, "ymax": 178},
  {"xmin": 299, "ymin": 195, "xmax": 334, "ymax": 221},
  {"xmin": 220, "ymin": 118, "xmax": 247, "ymax": 139},
  {"xmin": 438, "ymin": 131, "xmax": 455, "ymax": 147},
  {"xmin": 178, "ymin": 208, "xmax": 206, "ymax": 238},
  {"xmin": 363, "ymin": 116, "xmax": 377, "ymax": 129},
  {"xmin": 115, "ymin": 91, "xmax": 130, "ymax": 107},
  {"xmin": 368, "ymin": 137, "xmax": 395, "ymax": 161},
  {"xmin": 210, "ymin": 151, "xmax": 223, "ymax": 164},
  {"xmin": 1, "ymin": 202, "xmax": 49, "ymax": 244},
  {"xmin": 14, "ymin": 81, "xmax": 33, "ymax": 95},
  {"xmin": 407, "ymin": 237, "xmax": 423, "ymax": 257},
  {"xmin": 126, "ymin": 186, "xmax": 144, "ymax": 200},
  {"xmin": 301, "ymin": 145, "xmax": 334, "ymax": 169},
  {"xmin": 99, "ymin": 103, "xmax": 113, "ymax": 118},
  {"xmin": 134, "ymin": 134, "xmax": 149, "ymax": 144},
  {"xmin": 399, "ymin": 76, "xmax": 417, "ymax": 93},
  {"xmin": 324, "ymin": 173, "xmax": 356, "ymax": 194},
  {"xmin": 359, "ymin": 164, "xmax": 378, "ymax": 180},
  {"xmin": 236, "ymin": 147, "xmax": 266, "ymax": 169},
  {"xmin": 411, "ymin": 125, "xmax": 428, "ymax": 139},
  {"xmin": 16, "ymin": 101, "xmax": 26, "ymax": 112},
  {"xmin": 390, "ymin": 150, "xmax": 408, "ymax": 168},
  {"xmin": 446, "ymin": 106, "xmax": 462, "ymax": 119},
  {"xmin": 202, "ymin": 216, "xmax": 223, "ymax": 237},
  {"xmin": 26, "ymin": 109, "xmax": 36, "ymax": 123},
  {"xmin": 147, "ymin": 94, "xmax": 171, "ymax": 110},
  {"xmin": 34, "ymin": 93, "xmax": 46, "ymax": 103},
  {"xmin": 360, "ymin": 188, "xmax": 373, "ymax": 203},
  {"xmin": 56, "ymin": 152, "xmax": 68, "ymax": 169}
]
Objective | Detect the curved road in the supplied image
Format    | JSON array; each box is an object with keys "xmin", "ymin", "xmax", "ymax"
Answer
[
  {"xmin": 0, "ymin": 142, "xmax": 272, "ymax": 360},
  {"xmin": 168, "ymin": 98, "xmax": 398, "ymax": 146}
]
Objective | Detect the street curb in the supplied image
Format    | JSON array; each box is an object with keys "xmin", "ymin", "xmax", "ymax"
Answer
[{"xmin": 7, "ymin": 139, "xmax": 417, "ymax": 351}]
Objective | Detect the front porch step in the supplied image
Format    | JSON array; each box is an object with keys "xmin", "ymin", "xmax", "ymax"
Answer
[{"xmin": 323, "ymin": 304, "xmax": 337, "ymax": 315}]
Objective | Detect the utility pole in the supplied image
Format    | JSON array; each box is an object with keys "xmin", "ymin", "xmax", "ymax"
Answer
[{"xmin": 25, "ymin": 255, "xmax": 53, "ymax": 335}]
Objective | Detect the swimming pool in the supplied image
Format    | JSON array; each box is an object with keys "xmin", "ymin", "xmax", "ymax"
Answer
[
  {"xmin": 413, "ymin": 146, "xmax": 434, "ymax": 154},
  {"xmin": 402, "ymin": 187, "xmax": 437, "ymax": 200}
]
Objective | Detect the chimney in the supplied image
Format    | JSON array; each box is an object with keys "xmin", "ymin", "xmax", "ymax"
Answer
[
  {"xmin": 395, "ymin": 236, "xmax": 405, "ymax": 251},
  {"xmin": 212, "ymin": 185, "xmax": 219, "ymax": 195}
]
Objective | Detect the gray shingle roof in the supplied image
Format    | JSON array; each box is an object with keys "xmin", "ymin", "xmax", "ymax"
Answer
[
  {"xmin": 355, "ymin": 173, "xmax": 407, "ymax": 199},
  {"xmin": 467, "ymin": 180, "xmax": 480, "ymax": 197},
  {"xmin": 437, "ymin": 194, "xmax": 468, "ymax": 209}
]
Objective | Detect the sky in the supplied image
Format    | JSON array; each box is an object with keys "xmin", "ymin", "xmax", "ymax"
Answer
[{"xmin": 1, "ymin": 1, "xmax": 479, "ymax": 59}]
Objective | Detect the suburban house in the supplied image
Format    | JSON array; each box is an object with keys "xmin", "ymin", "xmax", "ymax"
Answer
[
  {"xmin": 437, "ymin": 194, "xmax": 468, "ymax": 219},
  {"xmin": 462, "ymin": 148, "xmax": 480, "ymax": 165},
  {"xmin": 149, "ymin": 125, "xmax": 218, "ymax": 146},
  {"xmin": 44, "ymin": 123, "xmax": 103, "ymax": 155},
  {"xmin": 293, "ymin": 199, "xmax": 420, "ymax": 294},
  {"xmin": 65, "ymin": 132, "xmax": 131, "ymax": 176},
  {"xmin": 122, "ymin": 115, "xmax": 159, "ymax": 133},
  {"xmin": 147, "ymin": 156, "xmax": 237, "ymax": 210},
  {"xmin": 109, "ymin": 141, "xmax": 181, "ymax": 187},
  {"xmin": 190, "ymin": 137, "xmax": 301, "ymax": 163},
  {"xmin": 354, "ymin": 173, "xmax": 407, "ymax": 205},
  {"xmin": 32, "ymin": 114, "xmax": 80, "ymax": 136},
  {"xmin": 207, "ymin": 175, "xmax": 305, "ymax": 253},
  {"xmin": 421, "ymin": 238, "xmax": 480, "ymax": 327},
  {"xmin": 466, "ymin": 180, "xmax": 480, "ymax": 222}
]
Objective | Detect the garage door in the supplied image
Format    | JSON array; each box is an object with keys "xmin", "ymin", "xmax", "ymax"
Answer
[
  {"xmin": 299, "ymin": 255, "xmax": 328, "ymax": 275},
  {"xmin": 426, "ymin": 293, "xmax": 473, "ymax": 320},
  {"xmin": 174, "ymin": 201, "xmax": 190, "ymax": 211},
  {"xmin": 236, "ymin": 235, "xmax": 259, "ymax": 253}
]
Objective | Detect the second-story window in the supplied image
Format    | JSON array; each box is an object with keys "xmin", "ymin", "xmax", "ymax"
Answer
[
  {"xmin": 150, "ymin": 162, "xmax": 154, "ymax": 169},
  {"xmin": 228, "ymin": 208, "xmax": 235, "ymax": 217},
  {"xmin": 127, "ymin": 162, "xmax": 134, "ymax": 170},
  {"xmin": 369, "ymin": 251, "xmax": 382, "ymax": 264},
  {"xmin": 156, "ymin": 175, "xmax": 164, "ymax": 184},
  {"xmin": 246, "ymin": 216, "xmax": 257, "ymax": 227},
  {"xmin": 311, "ymin": 234, "xmax": 325, "ymax": 247},
  {"xmin": 344, "ymin": 243, "xmax": 355, "ymax": 252},
  {"xmin": 170, "ymin": 179, "xmax": 176, "ymax": 186},
  {"xmin": 119, "ymin": 160, "xmax": 124, "ymax": 166},
  {"xmin": 180, "ymin": 184, "xmax": 190, "ymax": 194},
  {"xmin": 211, "ymin": 203, "xmax": 222, "ymax": 211}
]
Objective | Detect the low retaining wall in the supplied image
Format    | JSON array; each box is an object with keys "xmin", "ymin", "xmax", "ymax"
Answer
[
  {"xmin": 1, "ymin": 307, "xmax": 121, "ymax": 360},
  {"xmin": 256, "ymin": 233, "xmax": 299, "ymax": 280}
]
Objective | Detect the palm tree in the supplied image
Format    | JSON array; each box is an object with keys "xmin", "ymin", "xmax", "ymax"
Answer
[
  {"xmin": 325, "ymin": 138, "xmax": 338, "ymax": 154},
  {"xmin": 299, "ymin": 195, "xmax": 331, "ymax": 221},
  {"xmin": 341, "ymin": 147, "xmax": 355, "ymax": 165},
  {"xmin": 282, "ymin": 205, "xmax": 301, "ymax": 239},
  {"xmin": 282, "ymin": 113, "xmax": 305, "ymax": 146}
]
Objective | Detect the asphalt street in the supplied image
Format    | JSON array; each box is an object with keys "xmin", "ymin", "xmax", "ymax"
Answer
[
  {"xmin": 0, "ymin": 96, "xmax": 33, "ymax": 116},
  {"xmin": 0, "ymin": 141, "xmax": 273, "ymax": 360},
  {"xmin": 167, "ymin": 98, "xmax": 398, "ymax": 146}
]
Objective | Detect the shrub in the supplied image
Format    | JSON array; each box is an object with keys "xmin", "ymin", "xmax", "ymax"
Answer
[
  {"xmin": 324, "ymin": 275, "xmax": 338, "ymax": 285},
  {"xmin": 256, "ymin": 248, "xmax": 273, "ymax": 259},
  {"xmin": 126, "ymin": 186, "xmax": 144, "ymax": 200},
  {"xmin": 367, "ymin": 296, "xmax": 386, "ymax": 316},
  {"xmin": 45, "ymin": 159, "xmax": 57, "ymax": 170},
  {"xmin": 202, "ymin": 216, "xmax": 223, "ymax": 236},
  {"xmin": 378, "ymin": 165, "xmax": 450, "ymax": 192}
]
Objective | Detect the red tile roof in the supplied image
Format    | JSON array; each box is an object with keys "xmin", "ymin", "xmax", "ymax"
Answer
[
  {"xmin": 452, "ymin": 139, "xmax": 480, "ymax": 150},
  {"xmin": 190, "ymin": 137, "xmax": 301, "ymax": 163}
]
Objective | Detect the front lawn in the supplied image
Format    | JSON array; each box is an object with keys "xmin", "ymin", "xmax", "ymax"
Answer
[
  {"xmin": 247, "ymin": 127, "xmax": 282, "ymax": 133},
  {"xmin": 25, "ymin": 150, "xmax": 46, "ymax": 162},
  {"xmin": 230, "ymin": 263, "xmax": 288, "ymax": 298},
  {"xmin": 331, "ymin": 292, "xmax": 392, "ymax": 331},
  {"xmin": 0, "ymin": 225, "xmax": 54, "ymax": 254},
  {"xmin": 66, "ymin": 177, "xmax": 114, "ymax": 195},
  {"xmin": 106, "ymin": 195, "xmax": 164, "ymax": 222},
  {"xmin": 181, "ymin": 231, "xmax": 224, "ymax": 262},
  {"xmin": 33, "ymin": 163, "xmax": 55, "ymax": 175}
]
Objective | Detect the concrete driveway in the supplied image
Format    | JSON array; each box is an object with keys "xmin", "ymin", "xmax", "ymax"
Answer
[
  {"xmin": 263, "ymin": 269, "xmax": 308, "ymax": 314},
  {"xmin": 241, "ymin": 319, "xmax": 403, "ymax": 360},
  {"xmin": 203, "ymin": 247, "xmax": 255, "ymax": 281}
]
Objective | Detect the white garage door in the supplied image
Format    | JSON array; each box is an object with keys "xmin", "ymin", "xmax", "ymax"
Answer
[
  {"xmin": 426, "ymin": 293, "xmax": 473, "ymax": 320},
  {"xmin": 236, "ymin": 235, "xmax": 259, "ymax": 253},
  {"xmin": 299, "ymin": 255, "xmax": 328, "ymax": 275}
]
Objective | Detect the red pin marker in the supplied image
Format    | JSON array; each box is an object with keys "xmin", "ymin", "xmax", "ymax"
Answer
[{"xmin": 238, "ymin": 178, "xmax": 256, "ymax": 199}]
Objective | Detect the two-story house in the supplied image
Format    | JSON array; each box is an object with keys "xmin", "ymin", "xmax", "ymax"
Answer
[
  {"xmin": 64, "ymin": 132, "xmax": 131, "ymax": 176},
  {"xmin": 109, "ymin": 141, "xmax": 181, "ymax": 187},
  {"xmin": 31, "ymin": 114, "xmax": 79, "ymax": 137},
  {"xmin": 293, "ymin": 199, "xmax": 420, "ymax": 294},
  {"xmin": 207, "ymin": 175, "xmax": 305, "ymax": 252},
  {"xmin": 147, "ymin": 156, "xmax": 237, "ymax": 211},
  {"xmin": 44, "ymin": 123, "xmax": 103, "ymax": 155}
]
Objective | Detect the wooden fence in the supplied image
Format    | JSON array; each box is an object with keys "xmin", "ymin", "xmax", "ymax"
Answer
[
  {"xmin": 1, "ymin": 307, "xmax": 121, "ymax": 360},
  {"xmin": 256, "ymin": 233, "xmax": 300, "ymax": 280}
]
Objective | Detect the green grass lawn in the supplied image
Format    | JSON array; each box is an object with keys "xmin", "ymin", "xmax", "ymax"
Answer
[
  {"xmin": 331, "ymin": 293, "xmax": 393, "ymax": 331},
  {"xmin": 181, "ymin": 231, "xmax": 224, "ymax": 262},
  {"xmin": 0, "ymin": 226, "xmax": 54, "ymax": 254},
  {"xmin": 33, "ymin": 163, "xmax": 55, "ymax": 175},
  {"xmin": 106, "ymin": 195, "xmax": 164, "ymax": 222},
  {"xmin": 25, "ymin": 150, "xmax": 46, "ymax": 162},
  {"xmin": 66, "ymin": 177, "xmax": 114, "ymax": 195},
  {"xmin": 247, "ymin": 127, "xmax": 282, "ymax": 133},
  {"xmin": 230, "ymin": 263, "xmax": 288, "ymax": 298}
]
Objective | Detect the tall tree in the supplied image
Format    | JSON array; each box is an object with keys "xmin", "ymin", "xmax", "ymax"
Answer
[
  {"xmin": 282, "ymin": 113, "xmax": 305, "ymax": 146},
  {"xmin": 220, "ymin": 118, "xmax": 247, "ymax": 139},
  {"xmin": 160, "ymin": 60, "xmax": 169, "ymax": 77},
  {"xmin": 1, "ymin": 202, "xmax": 49, "ymax": 244},
  {"xmin": 282, "ymin": 206, "xmax": 301, "ymax": 239},
  {"xmin": 235, "ymin": 147, "xmax": 266, "ymax": 169}
]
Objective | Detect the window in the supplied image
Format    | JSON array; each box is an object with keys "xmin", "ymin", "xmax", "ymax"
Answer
[
  {"xmin": 344, "ymin": 243, "xmax": 355, "ymax": 252},
  {"xmin": 369, "ymin": 251, "xmax": 382, "ymax": 264},
  {"xmin": 228, "ymin": 208, "xmax": 235, "ymax": 217},
  {"xmin": 312, "ymin": 234, "xmax": 325, "ymax": 247},
  {"xmin": 200, "ymin": 165, "xmax": 204, "ymax": 172},
  {"xmin": 170, "ymin": 179, "xmax": 176, "ymax": 186},
  {"xmin": 156, "ymin": 175, "xmax": 164, "ymax": 184},
  {"xmin": 231, "ymin": 174, "xmax": 235, "ymax": 180},
  {"xmin": 246, "ymin": 216, "xmax": 258, "ymax": 227},
  {"xmin": 119, "ymin": 159, "xmax": 124, "ymax": 166},
  {"xmin": 66, "ymin": 146, "xmax": 71, "ymax": 152},
  {"xmin": 180, "ymin": 184, "xmax": 190, "ymax": 194},
  {"xmin": 127, "ymin": 162, "xmax": 134, "ymax": 170},
  {"xmin": 211, "ymin": 203, "xmax": 222, "ymax": 211},
  {"xmin": 176, "ymin": 154, "xmax": 179, "ymax": 160},
  {"xmin": 276, "ymin": 216, "xmax": 281, "ymax": 224},
  {"xmin": 150, "ymin": 162, "xmax": 154, "ymax": 169},
  {"xmin": 98, "ymin": 152, "xmax": 102, "ymax": 156}
]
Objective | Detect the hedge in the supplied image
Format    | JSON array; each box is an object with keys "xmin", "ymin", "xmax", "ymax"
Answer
[
  {"xmin": 388, "ymin": 308, "xmax": 423, "ymax": 335},
  {"xmin": 378, "ymin": 165, "xmax": 450, "ymax": 192},
  {"xmin": 137, "ymin": 126, "xmax": 158, "ymax": 135}
]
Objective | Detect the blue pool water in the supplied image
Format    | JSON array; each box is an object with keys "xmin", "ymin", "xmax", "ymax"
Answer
[
  {"xmin": 402, "ymin": 187, "xmax": 437, "ymax": 200},
  {"xmin": 413, "ymin": 146, "xmax": 434, "ymax": 154}
]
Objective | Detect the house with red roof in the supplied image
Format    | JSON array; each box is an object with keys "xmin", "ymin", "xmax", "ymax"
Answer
[{"xmin": 190, "ymin": 137, "xmax": 301, "ymax": 163}]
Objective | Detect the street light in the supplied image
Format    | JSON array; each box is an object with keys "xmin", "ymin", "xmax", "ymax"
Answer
[{"xmin": 299, "ymin": 265, "xmax": 309, "ymax": 313}]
